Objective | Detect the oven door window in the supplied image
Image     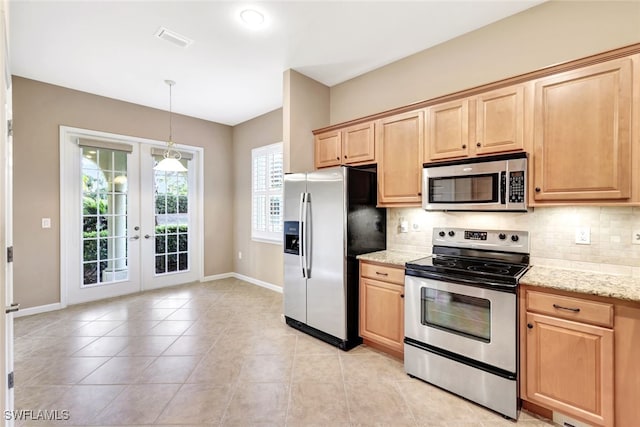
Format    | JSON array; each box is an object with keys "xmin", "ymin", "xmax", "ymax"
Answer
[
  {"xmin": 421, "ymin": 287, "xmax": 491, "ymax": 343},
  {"xmin": 429, "ymin": 173, "xmax": 498, "ymax": 204}
]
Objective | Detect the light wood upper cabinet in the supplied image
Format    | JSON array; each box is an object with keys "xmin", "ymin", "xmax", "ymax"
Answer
[
  {"xmin": 314, "ymin": 122, "xmax": 375, "ymax": 169},
  {"xmin": 314, "ymin": 130, "xmax": 342, "ymax": 169},
  {"xmin": 425, "ymin": 84, "xmax": 525, "ymax": 162},
  {"xmin": 425, "ymin": 98, "xmax": 469, "ymax": 161},
  {"xmin": 343, "ymin": 122, "xmax": 375, "ymax": 164},
  {"xmin": 531, "ymin": 57, "xmax": 633, "ymax": 202},
  {"xmin": 475, "ymin": 84, "xmax": 525, "ymax": 155},
  {"xmin": 377, "ymin": 110, "xmax": 424, "ymax": 206}
]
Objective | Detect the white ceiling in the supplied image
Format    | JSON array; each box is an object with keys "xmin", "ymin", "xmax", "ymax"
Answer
[{"xmin": 9, "ymin": 1, "xmax": 544, "ymax": 126}]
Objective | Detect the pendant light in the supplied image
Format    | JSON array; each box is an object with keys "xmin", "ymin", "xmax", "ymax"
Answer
[{"xmin": 154, "ymin": 79, "xmax": 187, "ymax": 172}]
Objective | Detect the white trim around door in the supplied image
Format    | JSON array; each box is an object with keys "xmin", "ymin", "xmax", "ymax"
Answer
[{"xmin": 60, "ymin": 126, "xmax": 204, "ymax": 307}]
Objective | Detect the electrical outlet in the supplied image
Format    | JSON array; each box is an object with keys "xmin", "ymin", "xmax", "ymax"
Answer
[
  {"xmin": 632, "ymin": 230, "xmax": 640, "ymax": 245},
  {"xmin": 238, "ymin": 251, "xmax": 242, "ymax": 260},
  {"xmin": 575, "ymin": 227, "xmax": 590, "ymax": 245},
  {"xmin": 411, "ymin": 222, "xmax": 421, "ymax": 232}
]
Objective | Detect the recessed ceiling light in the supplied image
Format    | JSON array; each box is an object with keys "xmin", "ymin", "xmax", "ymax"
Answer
[{"xmin": 239, "ymin": 9, "xmax": 265, "ymax": 28}]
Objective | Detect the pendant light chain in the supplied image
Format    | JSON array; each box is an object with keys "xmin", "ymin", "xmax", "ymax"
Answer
[
  {"xmin": 153, "ymin": 79, "xmax": 187, "ymax": 172},
  {"xmin": 167, "ymin": 79, "xmax": 175, "ymax": 151},
  {"xmin": 169, "ymin": 81, "xmax": 172, "ymax": 145}
]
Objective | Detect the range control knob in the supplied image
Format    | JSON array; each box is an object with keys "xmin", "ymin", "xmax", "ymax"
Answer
[
  {"xmin": 448, "ymin": 230, "xmax": 455, "ymax": 237},
  {"xmin": 438, "ymin": 231, "xmax": 446, "ymax": 237},
  {"xmin": 511, "ymin": 235, "xmax": 519, "ymax": 242},
  {"xmin": 498, "ymin": 233, "xmax": 507, "ymax": 240}
]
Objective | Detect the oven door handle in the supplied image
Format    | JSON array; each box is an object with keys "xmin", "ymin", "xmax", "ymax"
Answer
[{"xmin": 405, "ymin": 270, "xmax": 517, "ymax": 293}]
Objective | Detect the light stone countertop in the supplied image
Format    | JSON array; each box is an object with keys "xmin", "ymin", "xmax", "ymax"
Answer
[
  {"xmin": 356, "ymin": 253, "xmax": 640, "ymax": 303},
  {"xmin": 356, "ymin": 250, "xmax": 427, "ymax": 267},
  {"xmin": 520, "ymin": 266, "xmax": 640, "ymax": 303}
]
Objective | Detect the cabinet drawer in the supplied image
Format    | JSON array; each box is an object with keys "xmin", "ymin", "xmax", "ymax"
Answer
[
  {"xmin": 361, "ymin": 262, "xmax": 404, "ymax": 285},
  {"xmin": 526, "ymin": 290, "xmax": 613, "ymax": 328}
]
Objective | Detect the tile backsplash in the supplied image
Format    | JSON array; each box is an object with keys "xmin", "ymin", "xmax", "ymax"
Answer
[{"xmin": 388, "ymin": 207, "xmax": 640, "ymax": 277}]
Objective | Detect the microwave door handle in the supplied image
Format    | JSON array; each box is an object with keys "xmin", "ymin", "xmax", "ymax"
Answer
[{"xmin": 500, "ymin": 171, "xmax": 506, "ymax": 205}]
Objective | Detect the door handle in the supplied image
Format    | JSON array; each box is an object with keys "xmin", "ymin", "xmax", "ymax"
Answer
[
  {"xmin": 129, "ymin": 235, "xmax": 140, "ymax": 240},
  {"xmin": 299, "ymin": 192, "xmax": 306, "ymax": 278},
  {"xmin": 5, "ymin": 303, "xmax": 20, "ymax": 314},
  {"xmin": 144, "ymin": 234, "xmax": 152, "ymax": 239},
  {"xmin": 303, "ymin": 192, "xmax": 311, "ymax": 278}
]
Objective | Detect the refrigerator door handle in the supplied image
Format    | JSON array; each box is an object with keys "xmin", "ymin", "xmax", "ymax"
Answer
[
  {"xmin": 304, "ymin": 192, "xmax": 311, "ymax": 278},
  {"xmin": 299, "ymin": 192, "xmax": 306, "ymax": 278}
]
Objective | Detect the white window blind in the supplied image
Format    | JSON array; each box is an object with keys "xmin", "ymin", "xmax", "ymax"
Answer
[{"xmin": 252, "ymin": 142, "xmax": 283, "ymax": 243}]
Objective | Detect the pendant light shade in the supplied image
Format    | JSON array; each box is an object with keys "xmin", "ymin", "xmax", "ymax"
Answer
[{"xmin": 154, "ymin": 80, "xmax": 187, "ymax": 172}]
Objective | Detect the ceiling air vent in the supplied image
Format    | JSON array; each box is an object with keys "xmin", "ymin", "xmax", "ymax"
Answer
[{"xmin": 154, "ymin": 27, "xmax": 193, "ymax": 48}]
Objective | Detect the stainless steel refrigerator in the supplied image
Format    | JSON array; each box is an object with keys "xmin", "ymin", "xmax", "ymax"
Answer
[{"xmin": 283, "ymin": 166, "xmax": 386, "ymax": 350}]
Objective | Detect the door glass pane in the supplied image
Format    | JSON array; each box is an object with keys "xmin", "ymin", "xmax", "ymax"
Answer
[
  {"xmin": 421, "ymin": 287, "xmax": 491, "ymax": 342},
  {"xmin": 153, "ymin": 157, "xmax": 189, "ymax": 275},
  {"xmin": 82, "ymin": 147, "xmax": 129, "ymax": 286}
]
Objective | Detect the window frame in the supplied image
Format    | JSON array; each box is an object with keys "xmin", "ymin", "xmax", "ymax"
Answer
[{"xmin": 251, "ymin": 142, "xmax": 283, "ymax": 244}]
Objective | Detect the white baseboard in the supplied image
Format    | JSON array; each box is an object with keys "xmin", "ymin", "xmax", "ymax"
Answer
[
  {"xmin": 200, "ymin": 272, "xmax": 235, "ymax": 282},
  {"xmin": 232, "ymin": 273, "xmax": 283, "ymax": 294},
  {"xmin": 14, "ymin": 302, "xmax": 65, "ymax": 318},
  {"xmin": 19, "ymin": 272, "xmax": 281, "ymax": 318}
]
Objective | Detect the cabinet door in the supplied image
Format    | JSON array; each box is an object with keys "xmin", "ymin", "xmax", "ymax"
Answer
[
  {"xmin": 526, "ymin": 312, "xmax": 614, "ymax": 427},
  {"xmin": 475, "ymin": 84, "xmax": 525, "ymax": 155},
  {"xmin": 425, "ymin": 99, "xmax": 469, "ymax": 161},
  {"xmin": 343, "ymin": 122, "xmax": 375, "ymax": 165},
  {"xmin": 532, "ymin": 58, "xmax": 632, "ymax": 201},
  {"xmin": 377, "ymin": 111, "xmax": 423, "ymax": 206},
  {"xmin": 359, "ymin": 277, "xmax": 404, "ymax": 354},
  {"xmin": 314, "ymin": 130, "xmax": 342, "ymax": 169}
]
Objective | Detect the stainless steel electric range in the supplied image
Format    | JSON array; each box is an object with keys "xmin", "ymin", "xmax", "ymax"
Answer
[{"xmin": 404, "ymin": 227, "xmax": 530, "ymax": 420}]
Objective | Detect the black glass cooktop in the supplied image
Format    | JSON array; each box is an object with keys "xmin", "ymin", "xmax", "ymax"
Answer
[
  {"xmin": 405, "ymin": 246, "xmax": 530, "ymax": 287},
  {"xmin": 408, "ymin": 255, "xmax": 527, "ymax": 277}
]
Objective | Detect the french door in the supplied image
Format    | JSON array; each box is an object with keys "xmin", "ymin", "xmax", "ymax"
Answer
[{"xmin": 61, "ymin": 127, "xmax": 201, "ymax": 305}]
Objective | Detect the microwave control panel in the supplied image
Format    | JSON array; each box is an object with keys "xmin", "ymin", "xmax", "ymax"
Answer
[{"xmin": 508, "ymin": 171, "xmax": 526, "ymax": 203}]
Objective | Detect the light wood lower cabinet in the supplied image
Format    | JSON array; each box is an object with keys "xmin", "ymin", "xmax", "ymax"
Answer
[
  {"xmin": 525, "ymin": 312, "xmax": 614, "ymax": 426},
  {"xmin": 521, "ymin": 286, "xmax": 640, "ymax": 427},
  {"xmin": 359, "ymin": 261, "xmax": 404, "ymax": 358}
]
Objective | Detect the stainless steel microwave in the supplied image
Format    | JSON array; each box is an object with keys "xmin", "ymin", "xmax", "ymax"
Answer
[{"xmin": 422, "ymin": 152, "xmax": 528, "ymax": 212}]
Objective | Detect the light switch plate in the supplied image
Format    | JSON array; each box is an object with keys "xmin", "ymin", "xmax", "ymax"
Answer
[
  {"xmin": 575, "ymin": 227, "xmax": 590, "ymax": 245},
  {"xmin": 41, "ymin": 218, "xmax": 51, "ymax": 229},
  {"xmin": 632, "ymin": 230, "xmax": 640, "ymax": 245}
]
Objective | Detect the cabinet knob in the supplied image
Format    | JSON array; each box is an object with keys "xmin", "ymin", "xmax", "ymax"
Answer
[
  {"xmin": 462, "ymin": 144, "xmax": 467, "ymax": 149},
  {"xmin": 535, "ymin": 187, "xmax": 541, "ymax": 193},
  {"xmin": 527, "ymin": 323, "xmax": 533, "ymax": 329},
  {"xmin": 400, "ymin": 294, "xmax": 404, "ymax": 299},
  {"xmin": 418, "ymin": 192, "xmax": 422, "ymax": 196},
  {"xmin": 476, "ymin": 142, "xmax": 481, "ymax": 147},
  {"xmin": 336, "ymin": 157, "xmax": 340, "ymax": 160},
  {"xmin": 344, "ymin": 155, "xmax": 348, "ymax": 159}
]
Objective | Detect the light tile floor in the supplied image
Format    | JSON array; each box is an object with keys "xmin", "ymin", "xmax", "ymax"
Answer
[{"xmin": 13, "ymin": 278, "xmax": 557, "ymax": 426}]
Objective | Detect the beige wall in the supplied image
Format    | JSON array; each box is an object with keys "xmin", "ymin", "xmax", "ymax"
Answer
[
  {"xmin": 12, "ymin": 77, "xmax": 234, "ymax": 308},
  {"xmin": 330, "ymin": 1, "xmax": 640, "ymax": 124},
  {"xmin": 232, "ymin": 108, "xmax": 284, "ymax": 287},
  {"xmin": 283, "ymin": 69, "xmax": 330, "ymax": 173}
]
